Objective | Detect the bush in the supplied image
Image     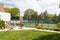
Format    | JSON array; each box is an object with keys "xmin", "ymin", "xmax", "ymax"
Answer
[
  {"xmin": 5, "ymin": 22, "xmax": 10, "ymax": 27},
  {"xmin": 0, "ymin": 20, "xmax": 5, "ymax": 29},
  {"xmin": 36, "ymin": 24, "xmax": 43, "ymax": 29},
  {"xmin": 56, "ymin": 22, "xmax": 60, "ymax": 31}
]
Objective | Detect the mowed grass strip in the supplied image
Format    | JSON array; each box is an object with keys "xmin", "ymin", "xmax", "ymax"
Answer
[{"xmin": 0, "ymin": 30, "xmax": 60, "ymax": 40}]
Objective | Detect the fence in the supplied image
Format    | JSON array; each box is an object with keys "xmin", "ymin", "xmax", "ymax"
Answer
[
  {"xmin": 22, "ymin": 21, "xmax": 57, "ymax": 30},
  {"xmin": 10, "ymin": 20, "xmax": 57, "ymax": 30}
]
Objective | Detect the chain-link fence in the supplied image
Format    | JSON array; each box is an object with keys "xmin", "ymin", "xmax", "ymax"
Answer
[{"xmin": 22, "ymin": 21, "xmax": 57, "ymax": 30}]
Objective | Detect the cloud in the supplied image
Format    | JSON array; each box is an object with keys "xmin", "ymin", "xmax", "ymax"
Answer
[
  {"xmin": 37, "ymin": 0, "xmax": 60, "ymax": 14},
  {"xmin": 13, "ymin": 0, "xmax": 43, "ymax": 16},
  {"xmin": 2, "ymin": 0, "xmax": 60, "ymax": 16},
  {"xmin": 13, "ymin": 0, "xmax": 60, "ymax": 16}
]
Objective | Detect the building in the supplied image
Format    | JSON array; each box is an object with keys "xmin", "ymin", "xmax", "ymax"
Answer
[
  {"xmin": 0, "ymin": 12, "xmax": 11, "ymax": 21},
  {"xmin": 0, "ymin": 2, "xmax": 11, "ymax": 22},
  {"xmin": 0, "ymin": 3, "xmax": 4, "ymax": 12}
]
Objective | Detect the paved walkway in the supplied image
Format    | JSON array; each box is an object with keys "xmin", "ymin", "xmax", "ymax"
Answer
[{"xmin": 0, "ymin": 27, "xmax": 60, "ymax": 33}]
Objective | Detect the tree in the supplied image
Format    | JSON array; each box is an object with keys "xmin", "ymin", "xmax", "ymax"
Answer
[
  {"xmin": 4, "ymin": 8, "xmax": 11, "ymax": 13},
  {"xmin": 31, "ymin": 11, "xmax": 38, "ymax": 21},
  {"xmin": 59, "ymin": 5, "xmax": 60, "ymax": 8},
  {"xmin": 57, "ymin": 14, "xmax": 60, "ymax": 22},
  {"xmin": 38, "ymin": 12, "xmax": 43, "ymax": 21},
  {"xmin": 11, "ymin": 8, "xmax": 20, "ymax": 20},
  {"xmin": 4, "ymin": 8, "xmax": 20, "ymax": 20},
  {"xmin": 23, "ymin": 9, "xmax": 35, "ymax": 20},
  {"xmin": 41, "ymin": 10, "xmax": 48, "ymax": 23},
  {"xmin": 51, "ymin": 14, "xmax": 58, "ymax": 23},
  {"xmin": 0, "ymin": 20, "xmax": 5, "ymax": 29}
]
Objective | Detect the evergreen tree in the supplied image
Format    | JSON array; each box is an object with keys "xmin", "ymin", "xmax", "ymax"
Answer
[{"xmin": 57, "ymin": 14, "xmax": 60, "ymax": 22}]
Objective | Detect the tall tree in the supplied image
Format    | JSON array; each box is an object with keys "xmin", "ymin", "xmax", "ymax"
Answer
[
  {"xmin": 31, "ymin": 11, "xmax": 38, "ymax": 21},
  {"xmin": 51, "ymin": 14, "xmax": 58, "ymax": 23},
  {"xmin": 57, "ymin": 14, "xmax": 60, "ymax": 22},
  {"xmin": 59, "ymin": 5, "xmax": 60, "ymax": 8},
  {"xmin": 4, "ymin": 8, "xmax": 11, "ymax": 13},
  {"xmin": 23, "ymin": 9, "xmax": 35, "ymax": 20},
  {"xmin": 4, "ymin": 8, "xmax": 20, "ymax": 20},
  {"xmin": 39, "ymin": 12, "xmax": 43, "ymax": 21},
  {"xmin": 0, "ymin": 20, "xmax": 5, "ymax": 28},
  {"xmin": 43, "ymin": 10, "xmax": 48, "ymax": 23},
  {"xmin": 11, "ymin": 8, "xmax": 20, "ymax": 19}
]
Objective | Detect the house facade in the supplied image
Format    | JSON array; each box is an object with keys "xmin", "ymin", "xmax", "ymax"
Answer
[
  {"xmin": 0, "ymin": 2, "xmax": 11, "ymax": 22},
  {"xmin": 0, "ymin": 3, "xmax": 4, "ymax": 12}
]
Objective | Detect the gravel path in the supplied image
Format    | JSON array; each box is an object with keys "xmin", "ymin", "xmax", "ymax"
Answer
[{"xmin": 0, "ymin": 27, "xmax": 60, "ymax": 33}]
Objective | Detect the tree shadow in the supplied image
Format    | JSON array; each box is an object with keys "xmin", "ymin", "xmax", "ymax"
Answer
[{"xmin": 33, "ymin": 33, "xmax": 60, "ymax": 40}]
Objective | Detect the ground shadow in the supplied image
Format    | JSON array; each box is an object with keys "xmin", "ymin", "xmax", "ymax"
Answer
[{"xmin": 33, "ymin": 33, "xmax": 60, "ymax": 40}]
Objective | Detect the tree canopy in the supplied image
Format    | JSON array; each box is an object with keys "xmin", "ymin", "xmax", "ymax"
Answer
[{"xmin": 4, "ymin": 8, "xmax": 20, "ymax": 20}]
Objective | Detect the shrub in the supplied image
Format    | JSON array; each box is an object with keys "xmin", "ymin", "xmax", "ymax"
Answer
[
  {"xmin": 36, "ymin": 24, "xmax": 43, "ymax": 29},
  {"xmin": 5, "ymin": 22, "xmax": 10, "ymax": 27},
  {"xmin": 0, "ymin": 20, "xmax": 5, "ymax": 29},
  {"xmin": 56, "ymin": 22, "xmax": 60, "ymax": 31}
]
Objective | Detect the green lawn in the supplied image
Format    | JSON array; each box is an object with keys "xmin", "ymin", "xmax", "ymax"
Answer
[{"xmin": 0, "ymin": 30, "xmax": 60, "ymax": 40}]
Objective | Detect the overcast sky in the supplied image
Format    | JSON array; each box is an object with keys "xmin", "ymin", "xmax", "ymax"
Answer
[{"xmin": 1, "ymin": 0, "xmax": 60, "ymax": 16}]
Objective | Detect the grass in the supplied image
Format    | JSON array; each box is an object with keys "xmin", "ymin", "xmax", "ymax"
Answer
[{"xmin": 0, "ymin": 30, "xmax": 60, "ymax": 40}]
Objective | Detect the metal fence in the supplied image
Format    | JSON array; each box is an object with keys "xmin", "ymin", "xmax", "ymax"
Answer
[
  {"xmin": 10, "ymin": 20, "xmax": 57, "ymax": 29},
  {"xmin": 22, "ymin": 21, "xmax": 57, "ymax": 29}
]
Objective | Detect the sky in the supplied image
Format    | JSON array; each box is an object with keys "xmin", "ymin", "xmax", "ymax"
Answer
[{"xmin": 1, "ymin": 0, "xmax": 60, "ymax": 16}]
